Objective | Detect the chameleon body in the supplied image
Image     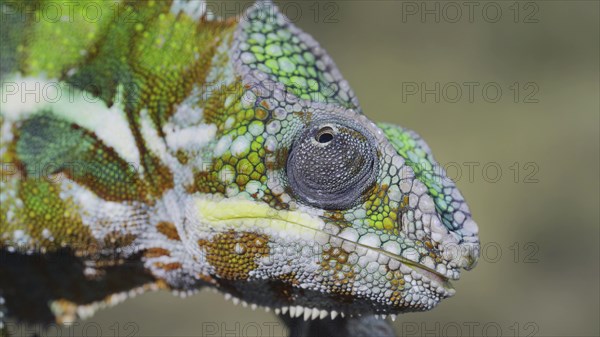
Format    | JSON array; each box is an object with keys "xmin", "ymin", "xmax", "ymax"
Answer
[{"xmin": 0, "ymin": 0, "xmax": 480, "ymax": 328}]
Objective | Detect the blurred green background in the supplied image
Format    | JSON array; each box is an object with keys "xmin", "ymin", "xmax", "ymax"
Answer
[{"xmin": 30, "ymin": 1, "xmax": 599, "ymax": 336}]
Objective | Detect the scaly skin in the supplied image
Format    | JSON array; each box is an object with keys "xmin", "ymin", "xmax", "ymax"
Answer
[{"xmin": 0, "ymin": 0, "xmax": 479, "ymax": 328}]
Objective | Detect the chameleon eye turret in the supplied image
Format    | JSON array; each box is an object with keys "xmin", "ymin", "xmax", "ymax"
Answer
[{"xmin": 287, "ymin": 118, "xmax": 378, "ymax": 210}]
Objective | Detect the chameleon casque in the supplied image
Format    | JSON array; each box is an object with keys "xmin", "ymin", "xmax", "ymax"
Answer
[{"xmin": 0, "ymin": 0, "xmax": 480, "ymax": 334}]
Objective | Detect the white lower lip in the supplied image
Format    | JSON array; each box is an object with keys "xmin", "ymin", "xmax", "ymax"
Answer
[{"xmin": 405, "ymin": 263, "xmax": 455, "ymax": 291}]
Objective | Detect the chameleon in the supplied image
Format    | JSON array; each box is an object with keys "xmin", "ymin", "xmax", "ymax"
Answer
[{"xmin": 0, "ymin": 0, "xmax": 480, "ymax": 334}]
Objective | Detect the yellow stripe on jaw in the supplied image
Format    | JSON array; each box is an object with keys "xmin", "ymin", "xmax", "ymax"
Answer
[{"xmin": 193, "ymin": 197, "xmax": 326, "ymax": 239}]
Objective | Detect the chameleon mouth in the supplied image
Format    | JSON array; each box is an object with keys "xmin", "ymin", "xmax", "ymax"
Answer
[
  {"xmin": 367, "ymin": 245, "xmax": 455, "ymax": 286},
  {"xmin": 354, "ymin": 243, "xmax": 456, "ymax": 295}
]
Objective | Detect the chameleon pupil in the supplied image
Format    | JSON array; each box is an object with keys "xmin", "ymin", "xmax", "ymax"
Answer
[
  {"xmin": 317, "ymin": 133, "xmax": 333, "ymax": 143},
  {"xmin": 316, "ymin": 127, "xmax": 334, "ymax": 143}
]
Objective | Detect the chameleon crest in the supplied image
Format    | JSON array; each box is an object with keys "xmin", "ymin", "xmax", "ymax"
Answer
[{"xmin": 0, "ymin": 0, "xmax": 479, "ymax": 327}]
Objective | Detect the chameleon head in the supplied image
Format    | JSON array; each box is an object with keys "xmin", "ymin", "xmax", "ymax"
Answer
[{"xmin": 173, "ymin": 1, "xmax": 480, "ymax": 318}]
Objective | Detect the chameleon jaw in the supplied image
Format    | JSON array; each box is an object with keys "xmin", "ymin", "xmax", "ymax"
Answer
[
  {"xmin": 185, "ymin": 195, "xmax": 456, "ymax": 315},
  {"xmin": 192, "ymin": 196, "xmax": 455, "ymax": 286}
]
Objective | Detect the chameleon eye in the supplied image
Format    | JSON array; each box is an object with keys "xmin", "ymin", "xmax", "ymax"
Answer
[{"xmin": 286, "ymin": 120, "xmax": 378, "ymax": 210}]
